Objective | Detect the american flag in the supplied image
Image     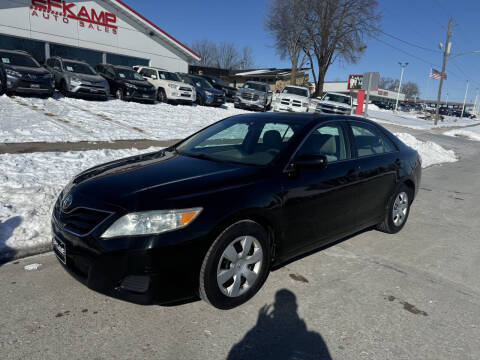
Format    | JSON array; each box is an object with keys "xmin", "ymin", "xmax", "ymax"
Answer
[{"xmin": 430, "ymin": 68, "xmax": 447, "ymax": 80}]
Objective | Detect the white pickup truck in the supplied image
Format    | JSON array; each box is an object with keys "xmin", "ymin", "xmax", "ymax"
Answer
[
  {"xmin": 134, "ymin": 65, "xmax": 195, "ymax": 104},
  {"xmin": 314, "ymin": 92, "xmax": 353, "ymax": 115},
  {"xmin": 273, "ymin": 85, "xmax": 311, "ymax": 113}
]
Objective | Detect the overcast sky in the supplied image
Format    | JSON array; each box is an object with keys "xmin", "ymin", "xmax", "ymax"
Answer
[{"xmin": 123, "ymin": 0, "xmax": 480, "ymax": 103}]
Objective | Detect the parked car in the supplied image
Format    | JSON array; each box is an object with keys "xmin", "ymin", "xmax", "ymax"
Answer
[
  {"xmin": 52, "ymin": 113, "xmax": 421, "ymax": 309},
  {"xmin": 0, "ymin": 62, "xmax": 5, "ymax": 95},
  {"xmin": 46, "ymin": 57, "xmax": 109, "ymax": 100},
  {"xmin": 235, "ymin": 81, "xmax": 273, "ymax": 112},
  {"xmin": 372, "ymin": 101, "xmax": 394, "ymax": 110},
  {"xmin": 134, "ymin": 65, "xmax": 195, "ymax": 105},
  {"xmin": 177, "ymin": 73, "xmax": 225, "ymax": 107},
  {"xmin": 199, "ymin": 75, "xmax": 237, "ymax": 102},
  {"xmin": 95, "ymin": 64, "xmax": 156, "ymax": 103},
  {"xmin": 273, "ymin": 85, "xmax": 311, "ymax": 113},
  {"xmin": 0, "ymin": 49, "xmax": 54, "ymax": 97},
  {"xmin": 315, "ymin": 92, "xmax": 353, "ymax": 115}
]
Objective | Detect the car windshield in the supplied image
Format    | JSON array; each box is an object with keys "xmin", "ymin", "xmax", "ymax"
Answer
[
  {"xmin": 322, "ymin": 93, "xmax": 351, "ymax": 105},
  {"xmin": 0, "ymin": 52, "xmax": 40, "ymax": 68},
  {"xmin": 63, "ymin": 61, "xmax": 96, "ymax": 75},
  {"xmin": 115, "ymin": 68, "xmax": 144, "ymax": 81},
  {"xmin": 191, "ymin": 76, "xmax": 213, "ymax": 89},
  {"xmin": 243, "ymin": 83, "xmax": 267, "ymax": 92},
  {"xmin": 176, "ymin": 116, "xmax": 303, "ymax": 166},
  {"xmin": 282, "ymin": 87, "xmax": 309, "ymax": 97},
  {"xmin": 208, "ymin": 76, "xmax": 228, "ymax": 87},
  {"xmin": 158, "ymin": 71, "xmax": 181, "ymax": 82}
]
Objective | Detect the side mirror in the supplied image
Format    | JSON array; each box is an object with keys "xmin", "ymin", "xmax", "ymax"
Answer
[
  {"xmin": 293, "ymin": 154, "xmax": 328, "ymax": 169},
  {"xmin": 151, "ymin": 75, "xmax": 157, "ymax": 80}
]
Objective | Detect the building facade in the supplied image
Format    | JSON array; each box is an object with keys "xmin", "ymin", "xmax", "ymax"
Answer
[
  {"xmin": 323, "ymin": 81, "xmax": 406, "ymax": 103},
  {"xmin": 0, "ymin": 0, "xmax": 200, "ymax": 71}
]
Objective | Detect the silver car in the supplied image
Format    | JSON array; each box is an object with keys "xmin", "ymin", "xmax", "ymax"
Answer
[
  {"xmin": 234, "ymin": 81, "xmax": 273, "ymax": 112},
  {"xmin": 46, "ymin": 57, "xmax": 109, "ymax": 99}
]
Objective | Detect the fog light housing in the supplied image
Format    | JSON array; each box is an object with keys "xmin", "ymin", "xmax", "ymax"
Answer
[{"xmin": 120, "ymin": 275, "xmax": 150, "ymax": 293}]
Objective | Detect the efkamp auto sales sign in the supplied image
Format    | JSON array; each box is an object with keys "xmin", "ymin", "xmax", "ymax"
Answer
[{"xmin": 30, "ymin": 0, "xmax": 118, "ymax": 35}]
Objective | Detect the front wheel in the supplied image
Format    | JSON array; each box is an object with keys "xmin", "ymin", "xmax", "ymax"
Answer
[
  {"xmin": 157, "ymin": 88, "xmax": 167, "ymax": 103},
  {"xmin": 199, "ymin": 220, "xmax": 270, "ymax": 309},
  {"xmin": 115, "ymin": 89, "xmax": 124, "ymax": 100},
  {"xmin": 377, "ymin": 184, "xmax": 413, "ymax": 234}
]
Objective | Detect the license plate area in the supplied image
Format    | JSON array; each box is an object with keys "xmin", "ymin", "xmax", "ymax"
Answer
[
  {"xmin": 142, "ymin": 94, "xmax": 149, "ymax": 98},
  {"xmin": 30, "ymin": 84, "xmax": 40, "ymax": 88},
  {"xmin": 52, "ymin": 237, "xmax": 66, "ymax": 264}
]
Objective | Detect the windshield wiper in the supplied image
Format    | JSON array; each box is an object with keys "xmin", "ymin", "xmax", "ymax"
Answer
[{"xmin": 181, "ymin": 152, "xmax": 217, "ymax": 161}]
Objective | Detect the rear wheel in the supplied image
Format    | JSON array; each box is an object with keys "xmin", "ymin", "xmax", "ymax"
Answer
[
  {"xmin": 196, "ymin": 93, "xmax": 204, "ymax": 106},
  {"xmin": 199, "ymin": 220, "xmax": 270, "ymax": 309},
  {"xmin": 60, "ymin": 80, "xmax": 70, "ymax": 97},
  {"xmin": 115, "ymin": 89, "xmax": 124, "ymax": 100},
  {"xmin": 157, "ymin": 88, "xmax": 167, "ymax": 102},
  {"xmin": 377, "ymin": 184, "xmax": 413, "ymax": 234}
]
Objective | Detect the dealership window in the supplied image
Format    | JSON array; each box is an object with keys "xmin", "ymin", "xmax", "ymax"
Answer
[
  {"xmin": 0, "ymin": 34, "xmax": 46, "ymax": 64},
  {"xmin": 107, "ymin": 53, "xmax": 149, "ymax": 67},
  {"xmin": 50, "ymin": 44, "xmax": 103, "ymax": 67}
]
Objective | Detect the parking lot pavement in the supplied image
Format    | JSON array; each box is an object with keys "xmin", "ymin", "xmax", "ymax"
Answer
[{"xmin": 1, "ymin": 130, "xmax": 479, "ymax": 360}]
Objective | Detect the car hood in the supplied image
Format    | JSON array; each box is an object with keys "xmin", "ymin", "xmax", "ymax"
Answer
[
  {"xmin": 238, "ymin": 88, "xmax": 265, "ymax": 95},
  {"xmin": 318, "ymin": 100, "xmax": 351, "ymax": 108},
  {"xmin": 70, "ymin": 151, "xmax": 262, "ymax": 210},
  {"xmin": 122, "ymin": 79, "xmax": 153, "ymax": 88},
  {"xmin": 203, "ymin": 87, "xmax": 224, "ymax": 95},
  {"xmin": 6, "ymin": 65, "xmax": 50, "ymax": 75},
  {"xmin": 67, "ymin": 73, "xmax": 106, "ymax": 83},
  {"xmin": 277, "ymin": 93, "xmax": 309, "ymax": 101}
]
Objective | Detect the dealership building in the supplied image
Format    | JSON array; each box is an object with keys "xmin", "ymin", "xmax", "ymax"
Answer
[{"xmin": 0, "ymin": 0, "xmax": 200, "ymax": 71}]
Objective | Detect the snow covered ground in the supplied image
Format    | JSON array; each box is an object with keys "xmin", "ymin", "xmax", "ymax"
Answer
[
  {"xmin": 367, "ymin": 109, "xmax": 478, "ymax": 130},
  {"xmin": 395, "ymin": 133, "xmax": 457, "ymax": 167},
  {"xmin": 444, "ymin": 125, "xmax": 480, "ymax": 141},
  {"xmin": 0, "ymin": 147, "xmax": 162, "ymax": 254},
  {"xmin": 0, "ymin": 133, "xmax": 457, "ymax": 254},
  {"xmin": 0, "ymin": 94, "xmax": 250, "ymax": 143}
]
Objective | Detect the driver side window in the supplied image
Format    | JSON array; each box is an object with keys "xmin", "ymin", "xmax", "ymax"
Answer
[{"xmin": 296, "ymin": 123, "xmax": 348, "ymax": 163}]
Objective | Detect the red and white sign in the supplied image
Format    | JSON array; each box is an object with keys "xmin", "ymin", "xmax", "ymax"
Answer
[{"xmin": 30, "ymin": 0, "xmax": 118, "ymax": 34}]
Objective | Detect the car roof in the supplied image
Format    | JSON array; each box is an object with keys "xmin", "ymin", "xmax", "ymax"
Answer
[
  {"xmin": 135, "ymin": 65, "xmax": 167, "ymax": 71},
  {"xmin": 0, "ymin": 49, "xmax": 31, "ymax": 55},
  {"xmin": 283, "ymin": 85, "xmax": 308, "ymax": 90},
  {"xmin": 54, "ymin": 57, "xmax": 89, "ymax": 65},
  {"xmin": 245, "ymin": 80, "xmax": 269, "ymax": 85}
]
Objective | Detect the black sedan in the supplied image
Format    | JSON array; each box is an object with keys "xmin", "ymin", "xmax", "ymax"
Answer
[
  {"xmin": 95, "ymin": 64, "xmax": 156, "ymax": 103},
  {"xmin": 52, "ymin": 114, "xmax": 421, "ymax": 309}
]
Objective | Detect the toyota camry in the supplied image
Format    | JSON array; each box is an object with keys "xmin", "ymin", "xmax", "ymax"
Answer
[{"xmin": 52, "ymin": 113, "xmax": 421, "ymax": 309}]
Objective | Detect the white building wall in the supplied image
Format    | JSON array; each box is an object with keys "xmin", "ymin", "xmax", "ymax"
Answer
[{"xmin": 0, "ymin": 0, "xmax": 190, "ymax": 72}]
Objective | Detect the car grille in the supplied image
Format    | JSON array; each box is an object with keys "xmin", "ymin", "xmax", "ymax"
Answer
[
  {"xmin": 280, "ymin": 98, "xmax": 303, "ymax": 107},
  {"xmin": 242, "ymin": 92, "xmax": 259, "ymax": 101},
  {"xmin": 179, "ymin": 86, "xmax": 192, "ymax": 92},
  {"xmin": 54, "ymin": 202, "xmax": 113, "ymax": 236},
  {"xmin": 316, "ymin": 104, "xmax": 350, "ymax": 114}
]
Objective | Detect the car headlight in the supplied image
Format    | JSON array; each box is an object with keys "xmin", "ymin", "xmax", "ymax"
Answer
[
  {"xmin": 101, "ymin": 208, "xmax": 203, "ymax": 239},
  {"xmin": 168, "ymin": 83, "xmax": 179, "ymax": 89},
  {"xmin": 125, "ymin": 83, "xmax": 138, "ymax": 89},
  {"xmin": 70, "ymin": 77, "xmax": 82, "ymax": 86},
  {"xmin": 205, "ymin": 91, "xmax": 213, "ymax": 96},
  {"xmin": 302, "ymin": 101, "xmax": 310, "ymax": 107},
  {"xmin": 6, "ymin": 69, "xmax": 22, "ymax": 78}
]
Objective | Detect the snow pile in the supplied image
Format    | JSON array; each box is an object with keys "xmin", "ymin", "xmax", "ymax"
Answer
[
  {"xmin": 0, "ymin": 147, "xmax": 162, "ymax": 253},
  {"xmin": 395, "ymin": 133, "xmax": 457, "ymax": 168},
  {"xmin": 368, "ymin": 109, "xmax": 478, "ymax": 130},
  {"xmin": 0, "ymin": 94, "xmax": 250, "ymax": 143},
  {"xmin": 443, "ymin": 125, "xmax": 480, "ymax": 141}
]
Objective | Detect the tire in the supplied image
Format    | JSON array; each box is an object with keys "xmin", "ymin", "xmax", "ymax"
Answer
[
  {"xmin": 199, "ymin": 220, "xmax": 271, "ymax": 310},
  {"xmin": 196, "ymin": 93, "xmax": 204, "ymax": 106},
  {"xmin": 157, "ymin": 88, "xmax": 167, "ymax": 103},
  {"xmin": 60, "ymin": 80, "xmax": 70, "ymax": 97},
  {"xmin": 115, "ymin": 88, "xmax": 124, "ymax": 100},
  {"xmin": 377, "ymin": 184, "xmax": 413, "ymax": 234}
]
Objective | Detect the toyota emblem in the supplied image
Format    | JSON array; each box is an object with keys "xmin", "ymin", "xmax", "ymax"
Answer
[{"xmin": 62, "ymin": 194, "xmax": 73, "ymax": 210}]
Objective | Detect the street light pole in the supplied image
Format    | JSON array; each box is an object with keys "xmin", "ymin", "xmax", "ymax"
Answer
[
  {"xmin": 461, "ymin": 80, "xmax": 469, "ymax": 118},
  {"xmin": 395, "ymin": 62, "xmax": 408, "ymax": 112},
  {"xmin": 446, "ymin": 93, "xmax": 448, "ymax": 107},
  {"xmin": 473, "ymin": 89, "xmax": 479, "ymax": 115}
]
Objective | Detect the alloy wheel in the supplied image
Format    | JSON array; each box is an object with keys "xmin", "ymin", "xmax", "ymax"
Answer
[
  {"xmin": 116, "ymin": 89, "xmax": 123, "ymax": 100},
  {"xmin": 392, "ymin": 191, "xmax": 409, "ymax": 227},
  {"xmin": 216, "ymin": 236, "xmax": 263, "ymax": 297}
]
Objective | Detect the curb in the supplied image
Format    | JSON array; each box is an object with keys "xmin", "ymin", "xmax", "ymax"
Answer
[{"xmin": 0, "ymin": 244, "xmax": 52, "ymax": 266}]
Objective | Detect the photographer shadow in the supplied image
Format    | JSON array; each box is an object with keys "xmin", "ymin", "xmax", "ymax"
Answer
[{"xmin": 227, "ymin": 289, "xmax": 331, "ymax": 360}]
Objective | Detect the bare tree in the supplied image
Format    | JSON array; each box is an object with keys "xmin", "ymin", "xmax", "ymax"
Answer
[
  {"xmin": 191, "ymin": 39, "xmax": 218, "ymax": 67},
  {"xmin": 304, "ymin": 0, "xmax": 381, "ymax": 97},
  {"xmin": 190, "ymin": 40, "xmax": 254, "ymax": 70},
  {"xmin": 380, "ymin": 77, "xmax": 420, "ymax": 99},
  {"xmin": 266, "ymin": 0, "xmax": 309, "ymax": 85},
  {"xmin": 402, "ymin": 81, "xmax": 420, "ymax": 99}
]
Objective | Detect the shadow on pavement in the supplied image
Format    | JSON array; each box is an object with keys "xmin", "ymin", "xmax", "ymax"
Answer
[
  {"xmin": 227, "ymin": 289, "xmax": 331, "ymax": 360},
  {"xmin": 0, "ymin": 216, "xmax": 22, "ymax": 266}
]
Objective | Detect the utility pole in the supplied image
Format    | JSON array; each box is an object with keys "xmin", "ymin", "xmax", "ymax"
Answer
[
  {"xmin": 395, "ymin": 62, "xmax": 408, "ymax": 112},
  {"xmin": 446, "ymin": 93, "xmax": 448, "ymax": 107},
  {"xmin": 473, "ymin": 89, "xmax": 479, "ymax": 115},
  {"xmin": 435, "ymin": 18, "xmax": 453, "ymax": 125},
  {"xmin": 461, "ymin": 80, "xmax": 469, "ymax": 118}
]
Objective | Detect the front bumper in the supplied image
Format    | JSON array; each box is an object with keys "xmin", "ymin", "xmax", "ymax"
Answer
[
  {"xmin": 6, "ymin": 77, "xmax": 54, "ymax": 95},
  {"xmin": 315, "ymin": 105, "xmax": 352, "ymax": 115},
  {"xmin": 124, "ymin": 88, "xmax": 156, "ymax": 102},
  {"xmin": 273, "ymin": 104, "xmax": 308, "ymax": 113},
  {"xmin": 70, "ymin": 84, "xmax": 108, "ymax": 98},
  {"xmin": 167, "ymin": 88, "xmax": 195, "ymax": 103},
  {"xmin": 51, "ymin": 205, "xmax": 208, "ymax": 305}
]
